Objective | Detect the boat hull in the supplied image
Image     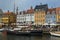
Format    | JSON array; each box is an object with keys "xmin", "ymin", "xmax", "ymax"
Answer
[
  {"xmin": 50, "ymin": 32, "xmax": 60, "ymax": 37},
  {"xmin": 30, "ymin": 30, "xmax": 43, "ymax": 36},
  {"xmin": 7, "ymin": 30, "xmax": 43, "ymax": 36}
]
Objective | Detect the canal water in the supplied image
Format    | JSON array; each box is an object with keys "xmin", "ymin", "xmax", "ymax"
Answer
[{"xmin": 0, "ymin": 32, "xmax": 60, "ymax": 40}]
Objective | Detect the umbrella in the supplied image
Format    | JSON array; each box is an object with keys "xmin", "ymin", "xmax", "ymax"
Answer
[
  {"xmin": 43, "ymin": 23, "xmax": 49, "ymax": 25},
  {"xmin": 50, "ymin": 23, "xmax": 56, "ymax": 26}
]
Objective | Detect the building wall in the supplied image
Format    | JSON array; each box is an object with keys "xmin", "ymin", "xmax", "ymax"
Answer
[
  {"xmin": 56, "ymin": 7, "xmax": 60, "ymax": 23},
  {"xmin": 16, "ymin": 12, "xmax": 34, "ymax": 25},
  {"xmin": 2, "ymin": 11, "xmax": 16, "ymax": 28},
  {"xmin": 16, "ymin": 12, "xmax": 26, "ymax": 24},
  {"xmin": 10, "ymin": 14, "xmax": 16, "ymax": 23},
  {"xmin": 25, "ymin": 13, "xmax": 34, "ymax": 24},
  {"xmin": 2, "ymin": 14, "xmax": 9, "ymax": 24},
  {"xmin": 17, "ymin": 14, "xmax": 25, "ymax": 23},
  {"xmin": 34, "ymin": 4, "xmax": 48, "ymax": 25},
  {"xmin": 25, "ymin": 7, "xmax": 34, "ymax": 24},
  {"xmin": 46, "ymin": 12, "xmax": 56, "ymax": 24},
  {"xmin": 34, "ymin": 10, "xmax": 45, "ymax": 25},
  {"xmin": 46, "ymin": 8, "xmax": 56, "ymax": 24},
  {"xmin": 0, "ymin": 9, "xmax": 3, "ymax": 23}
]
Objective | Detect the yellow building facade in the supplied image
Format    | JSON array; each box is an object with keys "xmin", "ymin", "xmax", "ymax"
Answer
[
  {"xmin": 2, "ymin": 17, "xmax": 9, "ymax": 23},
  {"xmin": 34, "ymin": 4, "xmax": 48, "ymax": 25},
  {"xmin": 34, "ymin": 10, "xmax": 45, "ymax": 25},
  {"xmin": 56, "ymin": 7, "xmax": 60, "ymax": 23},
  {"xmin": 2, "ymin": 12, "xmax": 16, "ymax": 24},
  {"xmin": 2, "ymin": 11, "xmax": 16, "ymax": 28}
]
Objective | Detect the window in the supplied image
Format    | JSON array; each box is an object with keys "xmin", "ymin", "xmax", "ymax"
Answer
[
  {"xmin": 28, "ymin": 14, "xmax": 29, "ymax": 16},
  {"xmin": 20, "ymin": 12, "xmax": 21, "ymax": 15},
  {"xmin": 39, "ymin": 9, "xmax": 41, "ymax": 11},
  {"xmin": 54, "ymin": 16, "xmax": 55, "ymax": 18},
  {"xmin": 36, "ymin": 9, "xmax": 38, "ymax": 11},
  {"xmin": 59, "ymin": 10, "xmax": 60, "ymax": 14},
  {"xmin": 47, "ymin": 11, "xmax": 50, "ymax": 14},
  {"xmin": 52, "ymin": 11, "xmax": 55, "ymax": 14},
  {"xmin": 59, "ymin": 18, "xmax": 60, "ymax": 20}
]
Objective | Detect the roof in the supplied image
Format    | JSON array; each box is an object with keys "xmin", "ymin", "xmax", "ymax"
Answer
[
  {"xmin": 55, "ymin": 7, "xmax": 60, "ymax": 14},
  {"xmin": 56, "ymin": 7, "xmax": 60, "ymax": 10},
  {"xmin": 3, "ymin": 11, "xmax": 16, "ymax": 17},
  {"xmin": 48, "ymin": 8, "xmax": 56, "ymax": 12},
  {"xmin": 4, "ymin": 11, "xmax": 15, "ymax": 15},
  {"xmin": 34, "ymin": 4, "xmax": 48, "ymax": 11},
  {"xmin": 26, "ymin": 9, "xmax": 34, "ymax": 14},
  {"xmin": 4, "ymin": 12, "xmax": 13, "ymax": 14}
]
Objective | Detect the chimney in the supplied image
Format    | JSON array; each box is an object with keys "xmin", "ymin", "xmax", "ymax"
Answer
[
  {"xmin": 40, "ymin": 3, "xmax": 42, "ymax": 5},
  {"xmin": 8, "ymin": 10, "xmax": 9, "ymax": 13},
  {"xmin": 30, "ymin": 6, "xmax": 33, "ymax": 9},
  {"xmin": 16, "ymin": 6, "xmax": 18, "ymax": 14}
]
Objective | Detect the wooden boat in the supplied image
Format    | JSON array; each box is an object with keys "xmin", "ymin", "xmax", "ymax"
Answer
[
  {"xmin": 50, "ymin": 31, "xmax": 60, "ymax": 36},
  {"xmin": 7, "ymin": 27, "xmax": 43, "ymax": 36},
  {"xmin": 49, "ymin": 25, "xmax": 60, "ymax": 37},
  {"xmin": 7, "ymin": 30, "xmax": 31, "ymax": 36},
  {"xmin": 30, "ymin": 30, "xmax": 43, "ymax": 36},
  {"xmin": 7, "ymin": 30, "xmax": 43, "ymax": 36}
]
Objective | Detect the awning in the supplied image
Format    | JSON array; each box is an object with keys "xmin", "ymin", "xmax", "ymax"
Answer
[{"xmin": 43, "ymin": 23, "xmax": 49, "ymax": 25}]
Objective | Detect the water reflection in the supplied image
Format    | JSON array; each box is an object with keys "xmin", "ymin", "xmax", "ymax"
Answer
[
  {"xmin": 0, "ymin": 32, "xmax": 7, "ymax": 40},
  {"xmin": 0, "ymin": 33, "xmax": 60, "ymax": 40},
  {"xmin": 7, "ymin": 35, "xmax": 60, "ymax": 40},
  {"xmin": 30, "ymin": 36, "xmax": 42, "ymax": 40},
  {"xmin": 7, "ymin": 35, "xmax": 31, "ymax": 40},
  {"xmin": 50, "ymin": 36, "xmax": 60, "ymax": 40}
]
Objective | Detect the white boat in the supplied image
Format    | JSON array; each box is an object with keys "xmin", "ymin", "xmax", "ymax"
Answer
[
  {"xmin": 49, "ymin": 25, "xmax": 60, "ymax": 37},
  {"xmin": 50, "ymin": 31, "xmax": 60, "ymax": 36},
  {"xmin": 0, "ymin": 28, "xmax": 4, "ymax": 32}
]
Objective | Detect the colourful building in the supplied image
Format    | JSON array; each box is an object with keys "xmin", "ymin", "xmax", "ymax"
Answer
[
  {"xmin": 25, "ymin": 6, "xmax": 34, "ymax": 25},
  {"xmin": 56, "ymin": 7, "xmax": 60, "ymax": 24},
  {"xmin": 34, "ymin": 4, "xmax": 48, "ymax": 25},
  {"xmin": 46, "ymin": 8, "xmax": 56, "ymax": 24},
  {"xmin": 2, "ymin": 11, "xmax": 16, "ymax": 27},
  {"xmin": 0, "ymin": 9, "xmax": 3, "ymax": 23},
  {"xmin": 0, "ymin": 9, "xmax": 3, "ymax": 28},
  {"xmin": 16, "ymin": 7, "xmax": 34, "ymax": 25},
  {"xmin": 16, "ymin": 11, "xmax": 26, "ymax": 25}
]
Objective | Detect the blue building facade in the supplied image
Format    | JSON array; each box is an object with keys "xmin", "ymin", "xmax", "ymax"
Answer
[{"xmin": 45, "ymin": 8, "xmax": 56, "ymax": 24}]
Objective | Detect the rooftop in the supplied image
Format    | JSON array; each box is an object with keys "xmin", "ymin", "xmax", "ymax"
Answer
[{"xmin": 34, "ymin": 4, "xmax": 48, "ymax": 11}]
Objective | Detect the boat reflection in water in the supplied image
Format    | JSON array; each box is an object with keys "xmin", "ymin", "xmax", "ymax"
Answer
[
  {"xmin": 0, "ymin": 31, "xmax": 7, "ymax": 40},
  {"xmin": 7, "ymin": 34, "xmax": 60, "ymax": 40},
  {"xmin": 0, "ymin": 33, "xmax": 60, "ymax": 40}
]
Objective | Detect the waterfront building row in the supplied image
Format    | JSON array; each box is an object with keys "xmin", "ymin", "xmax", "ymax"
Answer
[
  {"xmin": 0, "ymin": 4, "xmax": 60, "ymax": 28},
  {"xmin": 16, "ymin": 7, "xmax": 34, "ymax": 25},
  {"xmin": 16, "ymin": 4, "xmax": 60, "ymax": 25},
  {"xmin": 0, "ymin": 10, "xmax": 16, "ymax": 28}
]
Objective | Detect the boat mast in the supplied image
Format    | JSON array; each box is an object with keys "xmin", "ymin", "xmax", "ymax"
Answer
[{"xmin": 13, "ymin": 0, "xmax": 15, "ymax": 13}]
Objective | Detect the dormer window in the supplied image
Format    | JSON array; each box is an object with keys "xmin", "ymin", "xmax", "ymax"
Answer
[
  {"xmin": 59, "ymin": 10, "xmax": 60, "ymax": 14},
  {"xmin": 47, "ymin": 11, "xmax": 50, "ymax": 14},
  {"xmin": 20, "ymin": 12, "xmax": 21, "ymax": 15},
  {"xmin": 39, "ymin": 9, "xmax": 41, "ymax": 11},
  {"xmin": 36, "ymin": 9, "xmax": 38, "ymax": 11}
]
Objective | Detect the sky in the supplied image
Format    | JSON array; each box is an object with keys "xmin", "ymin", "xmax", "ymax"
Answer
[{"xmin": 0, "ymin": 0, "xmax": 60, "ymax": 12}]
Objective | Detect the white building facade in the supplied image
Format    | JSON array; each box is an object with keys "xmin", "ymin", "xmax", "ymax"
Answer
[
  {"xmin": 16, "ymin": 11, "xmax": 26, "ymax": 25},
  {"xmin": 25, "ymin": 13, "xmax": 34, "ymax": 24},
  {"xmin": 16, "ymin": 7, "xmax": 34, "ymax": 25}
]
